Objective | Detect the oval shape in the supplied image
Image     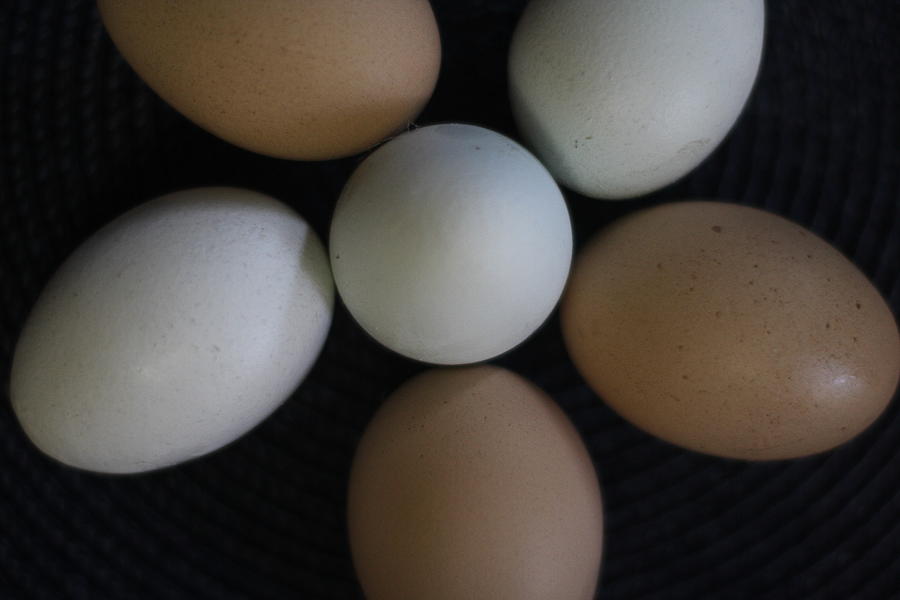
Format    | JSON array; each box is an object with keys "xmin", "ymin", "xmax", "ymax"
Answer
[
  {"xmin": 561, "ymin": 201, "xmax": 900, "ymax": 460},
  {"xmin": 509, "ymin": 0, "xmax": 765, "ymax": 199},
  {"xmin": 330, "ymin": 124, "xmax": 573, "ymax": 365},
  {"xmin": 97, "ymin": 0, "xmax": 441, "ymax": 160},
  {"xmin": 11, "ymin": 188, "xmax": 334, "ymax": 473},
  {"xmin": 348, "ymin": 366, "xmax": 603, "ymax": 600}
]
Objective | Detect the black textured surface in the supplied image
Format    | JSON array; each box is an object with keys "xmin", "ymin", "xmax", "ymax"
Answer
[{"xmin": 1, "ymin": 1, "xmax": 899, "ymax": 598}]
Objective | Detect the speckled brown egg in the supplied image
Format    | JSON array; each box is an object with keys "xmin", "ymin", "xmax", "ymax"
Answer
[
  {"xmin": 348, "ymin": 366, "xmax": 603, "ymax": 600},
  {"xmin": 561, "ymin": 201, "xmax": 900, "ymax": 460},
  {"xmin": 97, "ymin": 0, "xmax": 441, "ymax": 160}
]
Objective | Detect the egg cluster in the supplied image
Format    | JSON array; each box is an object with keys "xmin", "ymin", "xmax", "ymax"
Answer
[{"xmin": 9, "ymin": 1, "xmax": 899, "ymax": 599}]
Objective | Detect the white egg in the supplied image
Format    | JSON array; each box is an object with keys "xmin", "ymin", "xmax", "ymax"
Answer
[
  {"xmin": 509, "ymin": 0, "xmax": 765, "ymax": 200},
  {"xmin": 11, "ymin": 187, "xmax": 334, "ymax": 474},
  {"xmin": 330, "ymin": 124, "xmax": 572, "ymax": 365}
]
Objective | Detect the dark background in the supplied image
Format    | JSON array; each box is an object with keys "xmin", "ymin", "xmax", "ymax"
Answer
[{"xmin": 1, "ymin": 1, "xmax": 899, "ymax": 598}]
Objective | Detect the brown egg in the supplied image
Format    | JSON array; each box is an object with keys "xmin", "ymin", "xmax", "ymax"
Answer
[
  {"xmin": 348, "ymin": 366, "xmax": 603, "ymax": 600},
  {"xmin": 97, "ymin": 0, "xmax": 441, "ymax": 160},
  {"xmin": 561, "ymin": 201, "xmax": 900, "ymax": 460}
]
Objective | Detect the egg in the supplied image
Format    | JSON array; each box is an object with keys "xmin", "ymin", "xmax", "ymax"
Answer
[
  {"xmin": 330, "ymin": 124, "xmax": 573, "ymax": 365},
  {"xmin": 509, "ymin": 0, "xmax": 765, "ymax": 199},
  {"xmin": 97, "ymin": 0, "xmax": 441, "ymax": 160},
  {"xmin": 561, "ymin": 201, "xmax": 900, "ymax": 460},
  {"xmin": 348, "ymin": 366, "xmax": 603, "ymax": 600},
  {"xmin": 10, "ymin": 188, "xmax": 334, "ymax": 473}
]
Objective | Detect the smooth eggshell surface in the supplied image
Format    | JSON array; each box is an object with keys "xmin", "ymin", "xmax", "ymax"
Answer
[
  {"xmin": 97, "ymin": 0, "xmax": 441, "ymax": 160},
  {"xmin": 348, "ymin": 366, "xmax": 603, "ymax": 600},
  {"xmin": 561, "ymin": 201, "xmax": 900, "ymax": 460},
  {"xmin": 330, "ymin": 124, "xmax": 573, "ymax": 365},
  {"xmin": 509, "ymin": 0, "xmax": 765, "ymax": 199},
  {"xmin": 11, "ymin": 188, "xmax": 334, "ymax": 473}
]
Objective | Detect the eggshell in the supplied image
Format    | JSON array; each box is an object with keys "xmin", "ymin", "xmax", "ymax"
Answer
[
  {"xmin": 330, "ymin": 124, "xmax": 573, "ymax": 365},
  {"xmin": 509, "ymin": 0, "xmax": 765, "ymax": 199},
  {"xmin": 561, "ymin": 201, "xmax": 900, "ymax": 460},
  {"xmin": 10, "ymin": 188, "xmax": 334, "ymax": 473},
  {"xmin": 97, "ymin": 0, "xmax": 441, "ymax": 160},
  {"xmin": 348, "ymin": 366, "xmax": 603, "ymax": 600}
]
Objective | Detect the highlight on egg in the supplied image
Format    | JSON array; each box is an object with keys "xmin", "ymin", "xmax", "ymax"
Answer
[
  {"xmin": 97, "ymin": 0, "xmax": 442, "ymax": 160},
  {"xmin": 561, "ymin": 200, "xmax": 900, "ymax": 460},
  {"xmin": 10, "ymin": 187, "xmax": 334, "ymax": 473},
  {"xmin": 509, "ymin": 0, "xmax": 765, "ymax": 199},
  {"xmin": 348, "ymin": 366, "xmax": 604, "ymax": 600},
  {"xmin": 330, "ymin": 123, "xmax": 573, "ymax": 365}
]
